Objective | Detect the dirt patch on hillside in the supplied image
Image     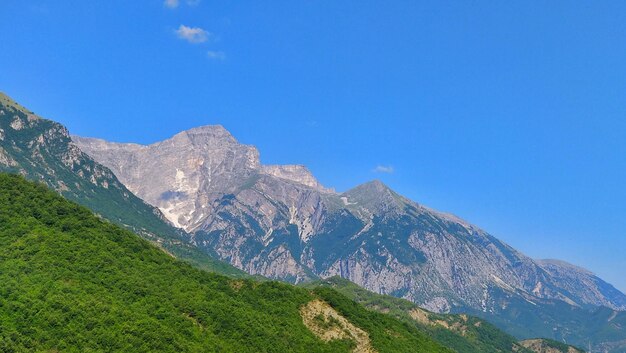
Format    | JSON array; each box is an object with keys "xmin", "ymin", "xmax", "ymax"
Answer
[
  {"xmin": 228, "ymin": 279, "xmax": 245, "ymax": 291},
  {"xmin": 301, "ymin": 299, "xmax": 377, "ymax": 353},
  {"xmin": 520, "ymin": 339, "xmax": 584, "ymax": 353},
  {"xmin": 409, "ymin": 308, "xmax": 470, "ymax": 336},
  {"xmin": 408, "ymin": 308, "xmax": 431, "ymax": 325}
]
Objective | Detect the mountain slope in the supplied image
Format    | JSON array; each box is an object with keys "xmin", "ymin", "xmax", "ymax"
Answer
[
  {"xmin": 0, "ymin": 92, "xmax": 244, "ymax": 277},
  {"xmin": 459, "ymin": 288, "xmax": 626, "ymax": 353},
  {"xmin": 75, "ymin": 124, "xmax": 626, "ymax": 352},
  {"xmin": 305, "ymin": 276, "xmax": 534, "ymax": 353},
  {"xmin": 536, "ymin": 259, "xmax": 626, "ymax": 310},
  {"xmin": 309, "ymin": 277, "xmax": 604, "ymax": 353},
  {"xmin": 0, "ymin": 173, "xmax": 454, "ymax": 353}
]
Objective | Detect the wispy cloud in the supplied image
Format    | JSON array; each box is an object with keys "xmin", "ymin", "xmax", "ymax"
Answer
[
  {"xmin": 164, "ymin": 0, "xmax": 199, "ymax": 8},
  {"xmin": 207, "ymin": 51, "xmax": 226, "ymax": 60},
  {"xmin": 164, "ymin": 0, "xmax": 179, "ymax": 9},
  {"xmin": 175, "ymin": 25, "xmax": 211, "ymax": 43},
  {"xmin": 373, "ymin": 165, "xmax": 394, "ymax": 174}
]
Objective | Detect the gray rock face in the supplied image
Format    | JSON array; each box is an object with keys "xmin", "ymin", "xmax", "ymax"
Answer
[
  {"xmin": 74, "ymin": 126, "xmax": 261, "ymax": 231},
  {"xmin": 261, "ymin": 164, "xmax": 335, "ymax": 193},
  {"xmin": 536, "ymin": 259, "xmax": 626, "ymax": 309},
  {"xmin": 74, "ymin": 126, "xmax": 626, "ymax": 315}
]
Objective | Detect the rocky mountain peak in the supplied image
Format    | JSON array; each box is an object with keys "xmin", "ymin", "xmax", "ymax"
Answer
[
  {"xmin": 170, "ymin": 124, "xmax": 238, "ymax": 146},
  {"xmin": 342, "ymin": 179, "xmax": 409, "ymax": 214},
  {"xmin": 359, "ymin": 179, "xmax": 389, "ymax": 192},
  {"xmin": 74, "ymin": 125, "xmax": 337, "ymax": 230},
  {"xmin": 150, "ymin": 125, "xmax": 261, "ymax": 173},
  {"xmin": 345, "ymin": 179, "xmax": 390, "ymax": 196},
  {"xmin": 261, "ymin": 164, "xmax": 334, "ymax": 193}
]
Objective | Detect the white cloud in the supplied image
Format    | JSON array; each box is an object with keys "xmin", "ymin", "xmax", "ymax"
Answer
[
  {"xmin": 164, "ymin": 0, "xmax": 179, "ymax": 8},
  {"xmin": 165, "ymin": 0, "xmax": 200, "ymax": 8},
  {"xmin": 175, "ymin": 25, "xmax": 211, "ymax": 43},
  {"xmin": 207, "ymin": 51, "xmax": 226, "ymax": 60},
  {"xmin": 373, "ymin": 165, "xmax": 394, "ymax": 174}
]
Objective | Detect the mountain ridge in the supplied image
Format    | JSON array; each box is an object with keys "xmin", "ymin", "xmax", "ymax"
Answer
[
  {"xmin": 3, "ymin": 92, "xmax": 624, "ymax": 352},
  {"xmin": 74, "ymin": 125, "xmax": 626, "ymax": 312},
  {"xmin": 74, "ymin": 123, "xmax": 626, "ymax": 352}
]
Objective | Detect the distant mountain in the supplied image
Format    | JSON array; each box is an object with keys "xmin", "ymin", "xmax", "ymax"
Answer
[
  {"xmin": 536, "ymin": 259, "xmax": 626, "ymax": 309},
  {"xmin": 0, "ymin": 92, "xmax": 244, "ymax": 277},
  {"xmin": 75, "ymin": 124, "xmax": 626, "ymax": 352},
  {"xmin": 0, "ymin": 173, "xmax": 454, "ymax": 353},
  {"xmin": 460, "ymin": 287, "xmax": 626, "ymax": 353}
]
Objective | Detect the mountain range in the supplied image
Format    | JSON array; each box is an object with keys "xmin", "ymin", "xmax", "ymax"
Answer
[
  {"xmin": 73, "ymin": 123, "xmax": 626, "ymax": 351},
  {"xmin": 0, "ymin": 91, "xmax": 562, "ymax": 353},
  {"xmin": 74, "ymin": 126, "xmax": 625, "ymax": 308},
  {"xmin": 2, "ymin": 91, "xmax": 626, "ymax": 352},
  {"xmin": 71, "ymin": 127, "xmax": 623, "ymax": 308}
]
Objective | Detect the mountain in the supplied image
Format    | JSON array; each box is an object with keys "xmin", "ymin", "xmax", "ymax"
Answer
[
  {"xmin": 0, "ymin": 173, "xmax": 456, "ymax": 353},
  {"xmin": 72, "ymin": 126, "xmax": 333, "ymax": 232},
  {"xmin": 3, "ymin": 92, "xmax": 567, "ymax": 353},
  {"xmin": 75, "ymin": 124, "xmax": 626, "ymax": 352},
  {"xmin": 0, "ymin": 92, "xmax": 245, "ymax": 277}
]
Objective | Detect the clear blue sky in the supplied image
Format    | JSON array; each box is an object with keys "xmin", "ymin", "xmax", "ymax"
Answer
[{"xmin": 2, "ymin": 1, "xmax": 625, "ymax": 291}]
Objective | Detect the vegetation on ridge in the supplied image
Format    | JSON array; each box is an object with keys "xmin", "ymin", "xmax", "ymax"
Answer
[
  {"xmin": 0, "ymin": 173, "xmax": 451, "ymax": 353},
  {"xmin": 305, "ymin": 276, "xmax": 535, "ymax": 353}
]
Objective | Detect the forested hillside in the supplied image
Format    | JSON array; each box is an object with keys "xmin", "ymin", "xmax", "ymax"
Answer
[{"xmin": 0, "ymin": 173, "xmax": 451, "ymax": 353}]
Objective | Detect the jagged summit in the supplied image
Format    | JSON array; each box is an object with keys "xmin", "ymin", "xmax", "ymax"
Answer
[
  {"xmin": 168, "ymin": 124, "xmax": 239, "ymax": 146},
  {"xmin": 347, "ymin": 179, "xmax": 391, "ymax": 194},
  {"xmin": 75, "ymin": 125, "xmax": 335, "ymax": 184},
  {"xmin": 183, "ymin": 124, "xmax": 230, "ymax": 134},
  {"xmin": 75, "ymin": 125, "xmax": 239, "ymax": 148},
  {"xmin": 74, "ymin": 124, "xmax": 332, "ymax": 231},
  {"xmin": 342, "ymin": 179, "xmax": 411, "ymax": 213},
  {"xmin": 261, "ymin": 164, "xmax": 334, "ymax": 193}
]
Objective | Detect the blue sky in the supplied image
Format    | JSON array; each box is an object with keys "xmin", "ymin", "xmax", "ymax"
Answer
[{"xmin": 2, "ymin": 1, "xmax": 625, "ymax": 291}]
